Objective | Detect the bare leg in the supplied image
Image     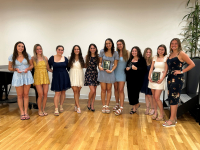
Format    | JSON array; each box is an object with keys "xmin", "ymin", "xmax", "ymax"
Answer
[
  {"xmin": 23, "ymin": 84, "xmax": 31, "ymax": 115},
  {"xmin": 72, "ymin": 86, "xmax": 80, "ymax": 108},
  {"xmin": 106, "ymin": 83, "xmax": 112, "ymax": 106},
  {"xmin": 42, "ymin": 84, "xmax": 49, "ymax": 112},
  {"xmin": 100, "ymin": 83, "xmax": 106, "ymax": 106},
  {"xmin": 54, "ymin": 91, "xmax": 61, "ymax": 109},
  {"xmin": 89, "ymin": 86, "xmax": 96, "ymax": 110},
  {"xmin": 35, "ymin": 85, "xmax": 44, "ymax": 114},
  {"xmin": 151, "ymin": 89, "xmax": 158, "ymax": 117},
  {"xmin": 118, "ymin": 81, "xmax": 125, "ymax": 109},
  {"xmin": 15, "ymin": 86, "xmax": 24, "ymax": 115},
  {"xmin": 114, "ymin": 82, "xmax": 119, "ymax": 104},
  {"xmin": 154, "ymin": 90, "xmax": 164, "ymax": 118}
]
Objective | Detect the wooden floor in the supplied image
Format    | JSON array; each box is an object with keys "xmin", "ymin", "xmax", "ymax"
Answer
[{"xmin": 0, "ymin": 96, "xmax": 200, "ymax": 150}]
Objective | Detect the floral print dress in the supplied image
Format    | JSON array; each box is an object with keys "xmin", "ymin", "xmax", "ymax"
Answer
[
  {"xmin": 167, "ymin": 53, "xmax": 184, "ymax": 105},
  {"xmin": 84, "ymin": 57, "xmax": 99, "ymax": 86}
]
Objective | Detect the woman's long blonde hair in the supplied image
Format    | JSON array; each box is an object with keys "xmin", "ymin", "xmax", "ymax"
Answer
[
  {"xmin": 33, "ymin": 44, "xmax": 46, "ymax": 64},
  {"xmin": 143, "ymin": 47, "xmax": 153, "ymax": 66},
  {"xmin": 117, "ymin": 39, "xmax": 128, "ymax": 61}
]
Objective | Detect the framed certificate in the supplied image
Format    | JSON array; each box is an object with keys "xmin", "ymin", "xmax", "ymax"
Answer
[
  {"xmin": 152, "ymin": 71, "xmax": 160, "ymax": 82},
  {"xmin": 103, "ymin": 60, "xmax": 111, "ymax": 70}
]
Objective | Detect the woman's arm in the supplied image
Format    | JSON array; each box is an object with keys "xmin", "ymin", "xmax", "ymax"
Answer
[
  {"xmin": 174, "ymin": 51, "xmax": 195, "ymax": 75},
  {"xmin": 24, "ymin": 59, "xmax": 33, "ymax": 73},
  {"xmin": 45, "ymin": 56, "xmax": 53, "ymax": 72},
  {"xmin": 98, "ymin": 57, "xmax": 104, "ymax": 71},
  {"xmin": 8, "ymin": 61, "xmax": 16, "ymax": 72},
  {"xmin": 148, "ymin": 60, "xmax": 155, "ymax": 82},
  {"xmin": 157, "ymin": 62, "xmax": 168, "ymax": 84}
]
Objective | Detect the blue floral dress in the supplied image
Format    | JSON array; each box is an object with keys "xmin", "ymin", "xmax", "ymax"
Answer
[{"xmin": 8, "ymin": 54, "xmax": 34, "ymax": 87}]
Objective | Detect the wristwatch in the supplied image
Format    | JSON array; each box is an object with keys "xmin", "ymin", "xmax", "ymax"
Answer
[{"xmin": 181, "ymin": 71, "xmax": 183, "ymax": 74}]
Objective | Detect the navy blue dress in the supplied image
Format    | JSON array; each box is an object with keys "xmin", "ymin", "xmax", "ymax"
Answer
[
  {"xmin": 167, "ymin": 54, "xmax": 184, "ymax": 105},
  {"xmin": 48, "ymin": 56, "xmax": 71, "ymax": 91},
  {"xmin": 141, "ymin": 65, "xmax": 152, "ymax": 95}
]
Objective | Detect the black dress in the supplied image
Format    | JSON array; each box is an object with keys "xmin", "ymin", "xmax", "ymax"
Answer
[
  {"xmin": 141, "ymin": 65, "xmax": 152, "ymax": 95},
  {"xmin": 48, "ymin": 56, "xmax": 71, "ymax": 91},
  {"xmin": 167, "ymin": 53, "xmax": 184, "ymax": 105},
  {"xmin": 84, "ymin": 57, "xmax": 99, "ymax": 86},
  {"xmin": 125, "ymin": 57, "xmax": 147, "ymax": 105}
]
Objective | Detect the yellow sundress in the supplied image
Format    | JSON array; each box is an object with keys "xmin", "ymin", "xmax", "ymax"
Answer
[{"xmin": 33, "ymin": 60, "xmax": 50, "ymax": 85}]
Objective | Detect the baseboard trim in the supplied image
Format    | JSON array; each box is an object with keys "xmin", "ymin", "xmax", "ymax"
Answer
[{"xmin": 9, "ymin": 91, "xmax": 146, "ymax": 103}]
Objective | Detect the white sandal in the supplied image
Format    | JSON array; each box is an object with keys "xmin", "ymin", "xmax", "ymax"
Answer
[
  {"xmin": 77, "ymin": 107, "xmax": 81, "ymax": 114},
  {"xmin": 74, "ymin": 106, "xmax": 77, "ymax": 112},
  {"xmin": 102, "ymin": 105, "xmax": 106, "ymax": 113},
  {"xmin": 105, "ymin": 105, "xmax": 110, "ymax": 114},
  {"xmin": 113, "ymin": 103, "xmax": 119, "ymax": 112},
  {"xmin": 115, "ymin": 107, "xmax": 123, "ymax": 116}
]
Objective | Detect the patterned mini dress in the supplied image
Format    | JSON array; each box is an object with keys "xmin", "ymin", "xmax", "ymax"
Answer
[
  {"xmin": 167, "ymin": 52, "xmax": 184, "ymax": 105},
  {"xmin": 84, "ymin": 57, "xmax": 99, "ymax": 86}
]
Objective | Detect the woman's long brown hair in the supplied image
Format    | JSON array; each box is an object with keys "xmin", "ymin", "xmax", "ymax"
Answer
[
  {"xmin": 116, "ymin": 39, "xmax": 128, "ymax": 61},
  {"xmin": 68, "ymin": 45, "xmax": 85, "ymax": 68},
  {"xmin": 85, "ymin": 44, "xmax": 99, "ymax": 68},
  {"xmin": 12, "ymin": 41, "xmax": 30, "ymax": 68}
]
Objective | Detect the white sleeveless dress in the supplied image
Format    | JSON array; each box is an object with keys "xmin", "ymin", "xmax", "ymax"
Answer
[
  {"xmin": 69, "ymin": 60, "xmax": 84, "ymax": 87},
  {"xmin": 148, "ymin": 55, "xmax": 167, "ymax": 90}
]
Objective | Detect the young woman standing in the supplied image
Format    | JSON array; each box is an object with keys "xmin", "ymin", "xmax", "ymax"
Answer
[
  {"xmin": 163, "ymin": 38, "xmax": 195, "ymax": 127},
  {"xmin": 113, "ymin": 39, "xmax": 129, "ymax": 115},
  {"xmin": 68, "ymin": 45, "xmax": 85, "ymax": 114},
  {"xmin": 84, "ymin": 44, "xmax": 99, "ymax": 112},
  {"xmin": 141, "ymin": 48, "xmax": 155, "ymax": 115},
  {"xmin": 48, "ymin": 45, "xmax": 71, "ymax": 116},
  {"xmin": 98, "ymin": 38, "xmax": 119, "ymax": 113},
  {"xmin": 32, "ymin": 44, "xmax": 52, "ymax": 116},
  {"xmin": 148, "ymin": 45, "xmax": 168, "ymax": 121},
  {"xmin": 125, "ymin": 46, "xmax": 147, "ymax": 114},
  {"xmin": 8, "ymin": 41, "xmax": 34, "ymax": 120}
]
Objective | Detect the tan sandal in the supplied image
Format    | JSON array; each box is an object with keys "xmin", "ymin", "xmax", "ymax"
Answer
[
  {"xmin": 156, "ymin": 116, "xmax": 165, "ymax": 121},
  {"xmin": 113, "ymin": 103, "xmax": 119, "ymax": 112},
  {"xmin": 152, "ymin": 113, "xmax": 158, "ymax": 120},
  {"xmin": 74, "ymin": 106, "xmax": 77, "ymax": 112},
  {"xmin": 38, "ymin": 112, "xmax": 44, "ymax": 117},
  {"xmin": 148, "ymin": 108, "xmax": 155, "ymax": 115},
  {"xmin": 43, "ymin": 111, "xmax": 48, "ymax": 116},
  {"xmin": 163, "ymin": 119, "xmax": 176, "ymax": 127},
  {"xmin": 115, "ymin": 107, "xmax": 123, "ymax": 116}
]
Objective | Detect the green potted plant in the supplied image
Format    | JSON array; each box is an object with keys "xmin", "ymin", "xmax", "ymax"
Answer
[{"xmin": 182, "ymin": 0, "xmax": 200, "ymax": 58}]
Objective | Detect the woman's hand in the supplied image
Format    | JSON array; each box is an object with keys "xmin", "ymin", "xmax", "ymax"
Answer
[
  {"xmin": 106, "ymin": 70, "xmax": 112, "ymax": 74},
  {"xmin": 16, "ymin": 68, "xmax": 22, "ymax": 73},
  {"xmin": 132, "ymin": 65, "xmax": 137, "ymax": 70},
  {"xmin": 99, "ymin": 66, "xmax": 104, "ymax": 71},
  {"xmin": 173, "ymin": 70, "xmax": 182, "ymax": 75},
  {"xmin": 24, "ymin": 68, "xmax": 28, "ymax": 73},
  {"xmin": 126, "ymin": 67, "xmax": 130, "ymax": 71},
  {"xmin": 148, "ymin": 77, "xmax": 153, "ymax": 82},
  {"xmin": 157, "ymin": 79, "xmax": 163, "ymax": 84}
]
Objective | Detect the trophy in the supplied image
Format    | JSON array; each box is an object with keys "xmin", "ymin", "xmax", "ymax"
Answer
[
  {"xmin": 152, "ymin": 71, "xmax": 160, "ymax": 82},
  {"xmin": 102, "ymin": 60, "xmax": 111, "ymax": 70}
]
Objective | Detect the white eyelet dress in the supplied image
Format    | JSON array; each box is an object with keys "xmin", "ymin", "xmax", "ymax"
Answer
[
  {"xmin": 148, "ymin": 55, "xmax": 167, "ymax": 90},
  {"xmin": 69, "ymin": 60, "xmax": 84, "ymax": 87}
]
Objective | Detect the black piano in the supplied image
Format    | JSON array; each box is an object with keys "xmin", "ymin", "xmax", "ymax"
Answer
[{"xmin": 0, "ymin": 65, "xmax": 38, "ymax": 109}]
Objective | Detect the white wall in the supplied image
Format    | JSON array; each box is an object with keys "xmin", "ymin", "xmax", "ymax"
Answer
[{"xmin": 0, "ymin": 0, "xmax": 189, "ymax": 101}]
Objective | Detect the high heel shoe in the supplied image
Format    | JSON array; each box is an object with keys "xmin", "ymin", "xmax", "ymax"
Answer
[
  {"xmin": 163, "ymin": 119, "xmax": 176, "ymax": 127},
  {"xmin": 115, "ymin": 107, "xmax": 123, "ymax": 116},
  {"xmin": 113, "ymin": 103, "xmax": 119, "ymax": 112}
]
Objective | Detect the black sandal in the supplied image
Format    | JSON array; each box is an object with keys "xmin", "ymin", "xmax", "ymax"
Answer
[
  {"xmin": 130, "ymin": 110, "xmax": 136, "ymax": 114},
  {"xmin": 91, "ymin": 109, "xmax": 95, "ymax": 112}
]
